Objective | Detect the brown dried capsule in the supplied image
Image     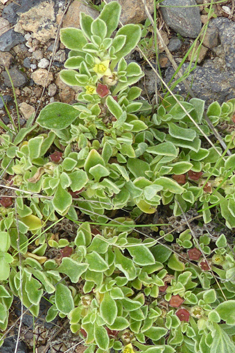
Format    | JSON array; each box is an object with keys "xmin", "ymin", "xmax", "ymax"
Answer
[
  {"xmin": 188, "ymin": 248, "xmax": 202, "ymax": 260},
  {"xmin": 172, "ymin": 174, "xmax": 186, "ymax": 185},
  {"xmin": 49, "ymin": 151, "xmax": 63, "ymax": 163},
  {"xmin": 0, "ymin": 197, "xmax": 13, "ymax": 207},
  {"xmin": 96, "ymin": 83, "xmax": 110, "ymax": 97},
  {"xmin": 176, "ymin": 308, "xmax": 190, "ymax": 322},
  {"xmin": 169, "ymin": 295, "xmax": 184, "ymax": 308},
  {"xmin": 60, "ymin": 246, "xmax": 73, "ymax": 258},
  {"xmin": 188, "ymin": 170, "xmax": 203, "ymax": 180}
]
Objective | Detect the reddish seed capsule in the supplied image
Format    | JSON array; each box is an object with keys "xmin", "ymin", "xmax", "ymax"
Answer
[
  {"xmin": 49, "ymin": 151, "xmax": 63, "ymax": 163},
  {"xmin": 188, "ymin": 170, "xmax": 203, "ymax": 180},
  {"xmin": 96, "ymin": 83, "xmax": 110, "ymax": 98},
  {"xmin": 188, "ymin": 248, "xmax": 202, "ymax": 260},
  {"xmin": 60, "ymin": 246, "xmax": 73, "ymax": 258},
  {"xmin": 172, "ymin": 174, "xmax": 186, "ymax": 185},
  {"xmin": 203, "ymin": 182, "xmax": 212, "ymax": 193},
  {"xmin": 0, "ymin": 197, "xmax": 13, "ymax": 207},
  {"xmin": 169, "ymin": 295, "xmax": 184, "ymax": 308},
  {"xmin": 176, "ymin": 308, "xmax": 190, "ymax": 322},
  {"xmin": 199, "ymin": 260, "xmax": 211, "ymax": 271},
  {"xmin": 159, "ymin": 282, "xmax": 168, "ymax": 292}
]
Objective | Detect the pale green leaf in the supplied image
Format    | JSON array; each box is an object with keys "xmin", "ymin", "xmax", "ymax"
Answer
[{"xmin": 55, "ymin": 283, "xmax": 74, "ymax": 315}]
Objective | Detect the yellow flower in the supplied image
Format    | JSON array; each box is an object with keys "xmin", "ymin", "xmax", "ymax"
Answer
[
  {"xmin": 123, "ymin": 344, "xmax": 135, "ymax": 353},
  {"xmin": 93, "ymin": 59, "xmax": 112, "ymax": 78},
  {"xmin": 85, "ymin": 85, "xmax": 96, "ymax": 95}
]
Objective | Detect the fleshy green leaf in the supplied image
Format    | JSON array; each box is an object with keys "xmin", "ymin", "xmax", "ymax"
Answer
[
  {"xmin": 53, "ymin": 185, "xmax": 72, "ymax": 215},
  {"xmin": 86, "ymin": 252, "xmax": 109, "ymax": 272},
  {"xmin": 99, "ymin": 1, "xmax": 121, "ymax": 37},
  {"xmin": 127, "ymin": 245, "xmax": 155, "ymax": 266},
  {"xmin": 210, "ymin": 323, "xmax": 235, "ymax": 353},
  {"xmin": 106, "ymin": 96, "xmax": 124, "ymax": 119},
  {"xmin": 0, "ymin": 232, "xmax": 10, "ymax": 252},
  {"xmin": 58, "ymin": 258, "xmax": 88, "ymax": 283},
  {"xmin": 55, "ymin": 283, "xmax": 74, "ymax": 314},
  {"xmin": 114, "ymin": 248, "xmax": 136, "ymax": 280},
  {"xmin": 146, "ymin": 142, "xmax": 178, "ymax": 157},
  {"xmin": 216, "ymin": 301, "xmax": 235, "ymax": 325},
  {"xmin": 143, "ymin": 327, "xmax": 168, "ymax": 340},
  {"xmin": 94, "ymin": 324, "xmax": 109, "ymax": 350},
  {"xmin": 168, "ymin": 123, "xmax": 196, "ymax": 141},
  {"xmin": 111, "ymin": 24, "xmax": 141, "ymax": 68},
  {"xmin": 37, "ymin": 103, "xmax": 80, "ymax": 130},
  {"xmin": 100, "ymin": 292, "xmax": 117, "ymax": 325},
  {"xmin": 91, "ymin": 18, "xmax": 107, "ymax": 39},
  {"xmin": 60, "ymin": 28, "xmax": 88, "ymax": 50}
]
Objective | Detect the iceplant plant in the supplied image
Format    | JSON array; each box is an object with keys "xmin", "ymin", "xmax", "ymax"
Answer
[{"xmin": 37, "ymin": 0, "xmax": 144, "ymax": 131}]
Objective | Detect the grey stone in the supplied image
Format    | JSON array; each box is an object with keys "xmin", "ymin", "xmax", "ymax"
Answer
[
  {"xmin": 1, "ymin": 337, "xmax": 27, "ymax": 353},
  {"xmin": 0, "ymin": 29, "xmax": 25, "ymax": 51},
  {"xmin": 23, "ymin": 57, "xmax": 31, "ymax": 69},
  {"xmin": 2, "ymin": 0, "xmax": 47, "ymax": 25},
  {"xmin": 0, "ymin": 95, "xmax": 12, "ymax": 109},
  {"xmin": 200, "ymin": 27, "xmax": 219, "ymax": 49},
  {"xmin": 164, "ymin": 61, "xmax": 235, "ymax": 107},
  {"xmin": 160, "ymin": 0, "xmax": 201, "ymax": 38},
  {"xmin": 168, "ymin": 37, "xmax": 182, "ymax": 51},
  {"xmin": 209, "ymin": 17, "xmax": 235, "ymax": 70},
  {"xmin": 2, "ymin": 66, "xmax": 28, "ymax": 87}
]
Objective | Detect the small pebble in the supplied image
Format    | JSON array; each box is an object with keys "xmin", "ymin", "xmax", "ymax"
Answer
[
  {"xmin": 38, "ymin": 58, "xmax": 50, "ymax": 69},
  {"xmin": 30, "ymin": 64, "xmax": 37, "ymax": 70},
  {"xmin": 48, "ymin": 83, "xmax": 57, "ymax": 96},
  {"xmin": 32, "ymin": 50, "xmax": 43, "ymax": 60}
]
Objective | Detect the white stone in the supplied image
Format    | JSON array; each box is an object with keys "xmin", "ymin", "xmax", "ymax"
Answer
[
  {"xmin": 38, "ymin": 58, "xmax": 50, "ymax": 69},
  {"xmin": 30, "ymin": 64, "xmax": 37, "ymax": 70}
]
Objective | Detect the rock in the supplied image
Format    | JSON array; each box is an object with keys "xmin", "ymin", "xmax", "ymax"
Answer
[
  {"xmin": 0, "ymin": 95, "xmax": 12, "ymax": 109},
  {"xmin": 0, "ymin": 17, "xmax": 10, "ymax": 36},
  {"xmin": 105, "ymin": 0, "xmax": 155, "ymax": 24},
  {"xmin": 187, "ymin": 43, "xmax": 208, "ymax": 64},
  {"xmin": 164, "ymin": 61, "xmax": 235, "ymax": 107},
  {"xmin": 23, "ymin": 57, "xmax": 31, "ymax": 69},
  {"xmin": 139, "ymin": 69, "xmax": 160, "ymax": 96},
  {"xmin": 160, "ymin": 0, "xmax": 201, "ymax": 38},
  {"xmin": 0, "ymin": 29, "xmax": 25, "ymax": 51},
  {"xmin": 2, "ymin": 0, "xmax": 46, "ymax": 25},
  {"xmin": 168, "ymin": 37, "xmax": 182, "ymax": 52},
  {"xmin": 209, "ymin": 17, "xmax": 235, "ymax": 70},
  {"xmin": 32, "ymin": 50, "xmax": 43, "ymax": 60},
  {"xmin": 13, "ymin": 43, "xmax": 28, "ymax": 55},
  {"xmin": 62, "ymin": 0, "xmax": 99, "ymax": 28},
  {"xmin": 53, "ymin": 49, "xmax": 66, "ymax": 63},
  {"xmin": 19, "ymin": 102, "xmax": 35, "ymax": 120},
  {"xmin": 48, "ymin": 83, "xmax": 57, "ymax": 96},
  {"xmin": 2, "ymin": 66, "xmax": 28, "ymax": 87},
  {"xmin": 31, "ymin": 68, "xmax": 53, "ymax": 87},
  {"xmin": 59, "ymin": 87, "xmax": 75, "ymax": 103},
  {"xmin": 200, "ymin": 26, "xmax": 219, "ymax": 49},
  {"xmin": 1, "ymin": 337, "xmax": 28, "ymax": 353},
  {"xmin": 0, "ymin": 52, "xmax": 13, "ymax": 68},
  {"xmin": 14, "ymin": 1, "xmax": 57, "ymax": 43},
  {"xmin": 38, "ymin": 58, "xmax": 50, "ymax": 68}
]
